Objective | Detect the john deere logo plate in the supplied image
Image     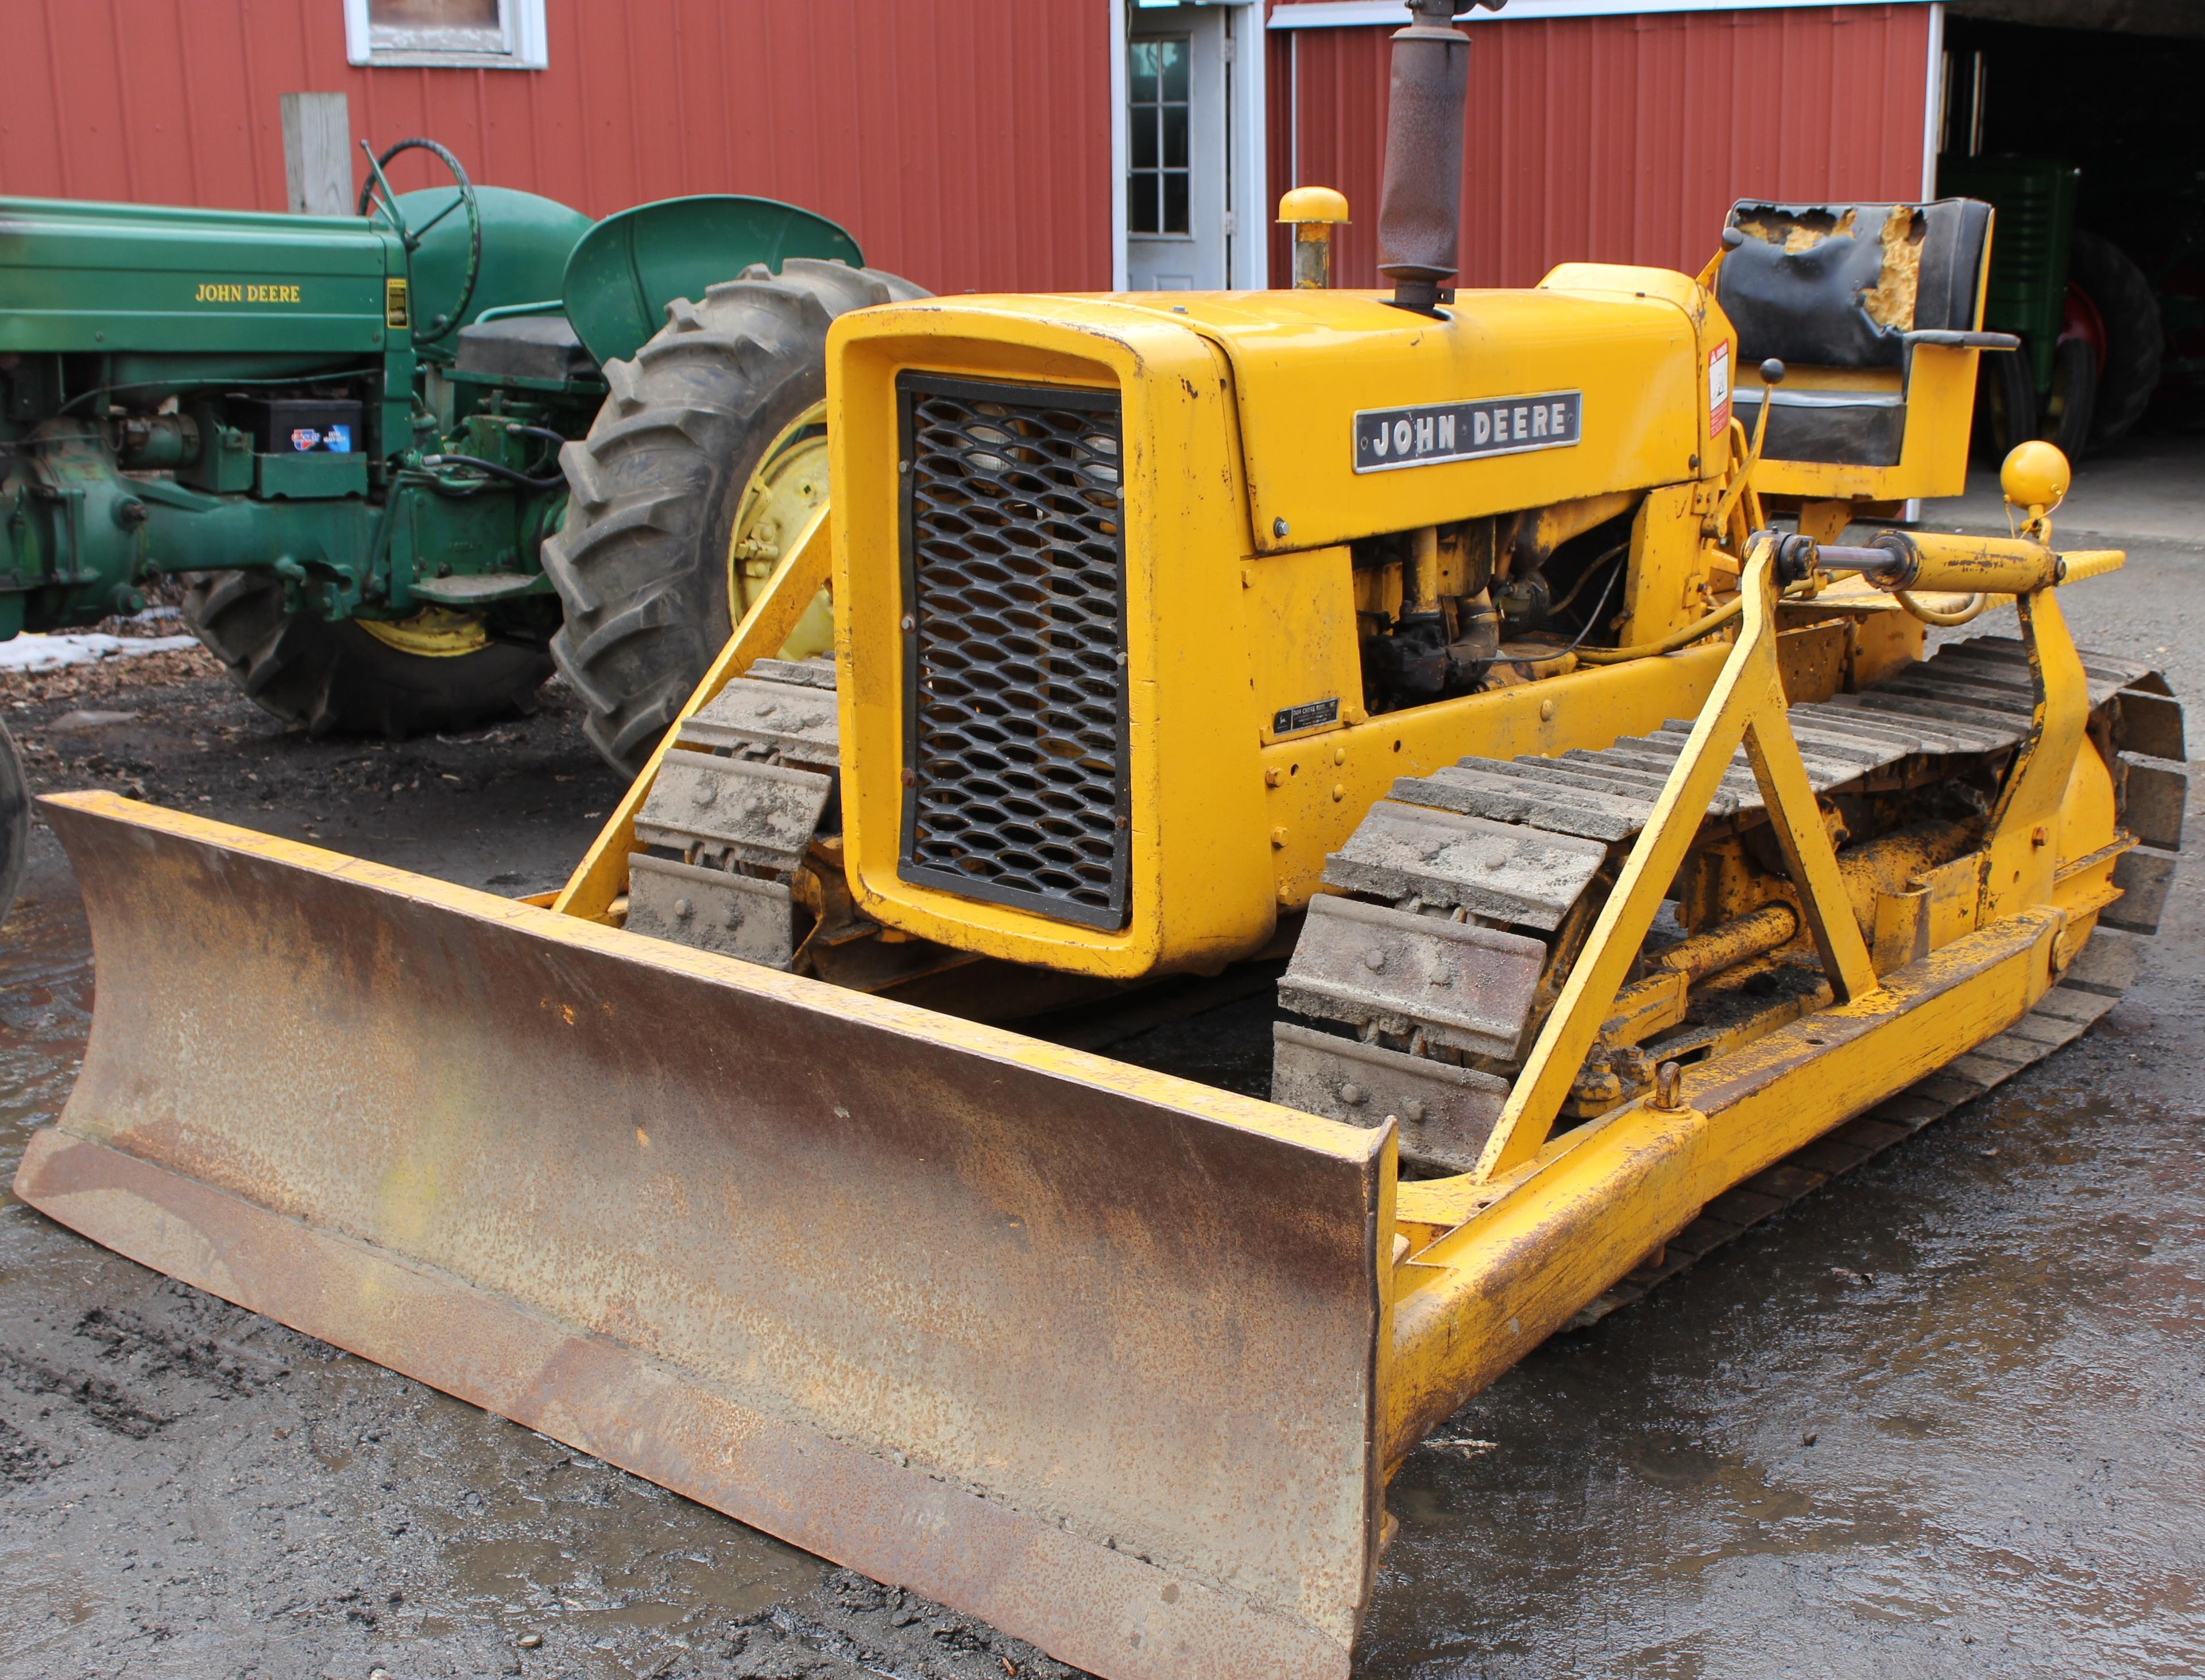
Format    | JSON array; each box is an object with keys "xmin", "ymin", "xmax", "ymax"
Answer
[{"xmin": 1353, "ymin": 391, "xmax": 1582, "ymax": 473}]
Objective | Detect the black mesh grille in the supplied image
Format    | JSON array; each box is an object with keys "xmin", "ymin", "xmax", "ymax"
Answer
[{"xmin": 897, "ymin": 373, "xmax": 1129, "ymax": 929}]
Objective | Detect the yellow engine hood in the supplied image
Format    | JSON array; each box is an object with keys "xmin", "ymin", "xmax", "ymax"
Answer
[{"xmin": 852, "ymin": 266, "xmax": 1728, "ymax": 554}]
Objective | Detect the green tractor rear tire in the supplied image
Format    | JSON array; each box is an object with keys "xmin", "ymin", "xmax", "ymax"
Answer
[
  {"xmin": 0, "ymin": 718, "xmax": 29, "ymax": 928},
  {"xmin": 183, "ymin": 572, "xmax": 555, "ymax": 738},
  {"xmin": 543, "ymin": 258, "xmax": 928, "ymax": 776},
  {"xmin": 2069, "ymin": 230, "xmax": 2164, "ymax": 450}
]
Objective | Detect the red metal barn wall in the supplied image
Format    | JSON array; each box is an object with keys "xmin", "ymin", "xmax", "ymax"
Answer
[
  {"xmin": 0, "ymin": 0, "xmax": 1112, "ymax": 295},
  {"xmin": 1268, "ymin": 4, "xmax": 1935, "ymax": 290}
]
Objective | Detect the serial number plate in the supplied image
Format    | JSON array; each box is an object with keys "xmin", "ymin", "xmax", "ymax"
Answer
[
  {"xmin": 1353, "ymin": 391, "xmax": 1582, "ymax": 473},
  {"xmin": 1273, "ymin": 698, "xmax": 1340, "ymax": 736}
]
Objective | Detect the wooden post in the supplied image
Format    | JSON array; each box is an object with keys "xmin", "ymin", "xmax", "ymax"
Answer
[{"xmin": 281, "ymin": 93, "xmax": 352, "ymax": 216}]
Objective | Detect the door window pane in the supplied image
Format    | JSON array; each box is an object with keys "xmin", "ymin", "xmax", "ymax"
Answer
[
  {"xmin": 1127, "ymin": 36, "xmax": 1191, "ymax": 238},
  {"xmin": 1162, "ymin": 173, "xmax": 1189, "ymax": 238},
  {"xmin": 1129, "ymin": 175, "xmax": 1160, "ymax": 237},
  {"xmin": 1161, "ymin": 105, "xmax": 1188, "ymax": 171},
  {"xmin": 1131, "ymin": 108, "xmax": 1159, "ymax": 172},
  {"xmin": 1129, "ymin": 41, "xmax": 1159, "ymax": 104}
]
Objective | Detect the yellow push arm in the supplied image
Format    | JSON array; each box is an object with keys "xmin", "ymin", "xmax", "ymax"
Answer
[
  {"xmin": 552, "ymin": 506, "xmax": 834, "ymax": 923},
  {"xmin": 1469, "ymin": 536, "xmax": 1877, "ymax": 1182}
]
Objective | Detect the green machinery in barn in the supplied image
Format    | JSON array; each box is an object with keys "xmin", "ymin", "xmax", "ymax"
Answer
[
  {"xmin": 0, "ymin": 139, "xmax": 923, "ymax": 918},
  {"xmin": 1939, "ymin": 153, "xmax": 2164, "ymax": 460}
]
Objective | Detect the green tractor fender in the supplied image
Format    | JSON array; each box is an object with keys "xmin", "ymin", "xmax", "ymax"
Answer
[
  {"xmin": 398, "ymin": 187, "xmax": 868, "ymax": 361},
  {"xmin": 394, "ymin": 182, "xmax": 595, "ymax": 344},
  {"xmin": 558, "ymin": 195, "xmax": 864, "ymax": 367}
]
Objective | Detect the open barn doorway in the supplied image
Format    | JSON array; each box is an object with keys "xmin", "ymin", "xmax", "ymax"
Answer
[{"xmin": 1941, "ymin": 1, "xmax": 2205, "ymax": 455}]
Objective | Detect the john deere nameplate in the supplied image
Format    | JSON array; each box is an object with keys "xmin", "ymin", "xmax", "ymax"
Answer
[{"xmin": 1353, "ymin": 391, "xmax": 1582, "ymax": 473}]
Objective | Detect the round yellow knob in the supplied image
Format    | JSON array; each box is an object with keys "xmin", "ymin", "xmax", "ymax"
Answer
[
  {"xmin": 1277, "ymin": 185, "xmax": 1349, "ymax": 226},
  {"xmin": 2000, "ymin": 440, "xmax": 2071, "ymax": 513}
]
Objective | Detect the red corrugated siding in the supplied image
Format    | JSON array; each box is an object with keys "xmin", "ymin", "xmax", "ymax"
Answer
[
  {"xmin": 1269, "ymin": 5, "xmax": 1933, "ymax": 289},
  {"xmin": 0, "ymin": 0, "xmax": 1112, "ymax": 295}
]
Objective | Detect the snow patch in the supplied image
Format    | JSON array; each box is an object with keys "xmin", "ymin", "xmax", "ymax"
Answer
[{"xmin": 0, "ymin": 632, "xmax": 202, "ymax": 673}]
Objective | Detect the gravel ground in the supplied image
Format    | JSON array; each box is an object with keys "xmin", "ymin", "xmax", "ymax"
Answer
[{"xmin": 0, "ymin": 503, "xmax": 2197, "ymax": 1678}]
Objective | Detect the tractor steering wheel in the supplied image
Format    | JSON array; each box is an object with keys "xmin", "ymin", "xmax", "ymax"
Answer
[{"xmin": 357, "ymin": 137, "xmax": 482, "ymax": 349}]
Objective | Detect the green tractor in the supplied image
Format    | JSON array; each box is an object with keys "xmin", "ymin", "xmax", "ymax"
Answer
[
  {"xmin": 0, "ymin": 138, "xmax": 923, "ymax": 920},
  {"xmin": 1940, "ymin": 153, "xmax": 2164, "ymax": 460}
]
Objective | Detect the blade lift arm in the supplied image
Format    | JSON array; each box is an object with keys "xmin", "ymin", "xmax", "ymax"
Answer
[
  {"xmin": 552, "ymin": 505, "xmax": 834, "ymax": 923},
  {"xmin": 1471, "ymin": 535, "xmax": 1877, "ymax": 1184}
]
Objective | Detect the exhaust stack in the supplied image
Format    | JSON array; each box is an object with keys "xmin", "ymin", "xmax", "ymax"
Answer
[{"xmin": 1377, "ymin": 0, "xmax": 1501, "ymax": 315}]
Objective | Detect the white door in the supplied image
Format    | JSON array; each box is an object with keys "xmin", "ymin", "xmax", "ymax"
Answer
[{"xmin": 1125, "ymin": 5, "xmax": 1228, "ymax": 291}]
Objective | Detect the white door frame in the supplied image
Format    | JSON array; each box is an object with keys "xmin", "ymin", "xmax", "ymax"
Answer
[
  {"xmin": 1921, "ymin": 1, "xmax": 1945, "ymax": 199},
  {"xmin": 1110, "ymin": 0, "xmax": 1267, "ymax": 291}
]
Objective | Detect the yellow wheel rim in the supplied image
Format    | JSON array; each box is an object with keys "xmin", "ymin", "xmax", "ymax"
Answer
[
  {"xmin": 358, "ymin": 605, "xmax": 490, "ymax": 659},
  {"xmin": 728, "ymin": 400, "xmax": 834, "ymax": 660}
]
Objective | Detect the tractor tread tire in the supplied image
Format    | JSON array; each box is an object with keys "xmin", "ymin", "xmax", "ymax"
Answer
[
  {"xmin": 183, "ymin": 572, "xmax": 552, "ymax": 739},
  {"xmin": 544, "ymin": 257, "xmax": 928, "ymax": 776},
  {"xmin": 2069, "ymin": 229, "xmax": 2163, "ymax": 450}
]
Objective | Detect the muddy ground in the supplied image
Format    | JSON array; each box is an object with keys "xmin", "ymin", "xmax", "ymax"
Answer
[{"xmin": 1, "ymin": 522, "xmax": 2199, "ymax": 1678}]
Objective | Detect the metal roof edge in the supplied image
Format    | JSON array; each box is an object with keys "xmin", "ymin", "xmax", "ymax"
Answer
[{"xmin": 1268, "ymin": 0, "xmax": 1931, "ymax": 26}]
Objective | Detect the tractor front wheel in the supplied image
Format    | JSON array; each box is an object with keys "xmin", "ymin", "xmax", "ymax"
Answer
[
  {"xmin": 183, "ymin": 572, "xmax": 554, "ymax": 738},
  {"xmin": 542, "ymin": 258, "xmax": 929, "ymax": 776}
]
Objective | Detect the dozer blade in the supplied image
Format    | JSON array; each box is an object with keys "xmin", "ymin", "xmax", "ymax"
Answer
[{"xmin": 16, "ymin": 793, "xmax": 1392, "ymax": 1680}]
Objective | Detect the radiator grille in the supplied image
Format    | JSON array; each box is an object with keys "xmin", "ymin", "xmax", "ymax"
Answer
[{"xmin": 897, "ymin": 373, "xmax": 1129, "ymax": 929}]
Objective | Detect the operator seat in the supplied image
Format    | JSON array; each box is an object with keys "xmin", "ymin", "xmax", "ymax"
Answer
[
  {"xmin": 452, "ymin": 313, "xmax": 601, "ymax": 384},
  {"xmin": 1717, "ymin": 198, "xmax": 1995, "ymax": 479}
]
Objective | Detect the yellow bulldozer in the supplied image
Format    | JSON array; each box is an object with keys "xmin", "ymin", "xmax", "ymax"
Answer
[{"xmin": 14, "ymin": 5, "xmax": 2186, "ymax": 1677}]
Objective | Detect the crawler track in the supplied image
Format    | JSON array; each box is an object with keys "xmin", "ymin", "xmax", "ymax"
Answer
[{"xmin": 1281, "ymin": 633, "xmax": 2182, "ymax": 1201}]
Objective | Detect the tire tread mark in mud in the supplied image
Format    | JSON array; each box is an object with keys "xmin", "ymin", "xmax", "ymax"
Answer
[
  {"xmin": 73, "ymin": 1305, "xmax": 289, "ymax": 1397},
  {"xmin": 0, "ymin": 1345, "xmax": 175, "ymax": 1439}
]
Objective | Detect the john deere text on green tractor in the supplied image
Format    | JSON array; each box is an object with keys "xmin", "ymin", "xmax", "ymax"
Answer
[{"xmin": 0, "ymin": 137, "xmax": 923, "ymax": 917}]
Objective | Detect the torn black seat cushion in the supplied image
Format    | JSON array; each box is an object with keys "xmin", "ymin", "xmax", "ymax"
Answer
[{"xmin": 1720, "ymin": 198, "xmax": 1991, "ymax": 467}]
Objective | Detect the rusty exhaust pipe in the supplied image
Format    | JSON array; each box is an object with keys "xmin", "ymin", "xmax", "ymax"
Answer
[{"xmin": 1378, "ymin": 1, "xmax": 1502, "ymax": 316}]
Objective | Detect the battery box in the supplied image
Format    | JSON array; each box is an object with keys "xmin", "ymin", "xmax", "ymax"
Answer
[{"xmin": 231, "ymin": 397, "xmax": 363, "ymax": 456}]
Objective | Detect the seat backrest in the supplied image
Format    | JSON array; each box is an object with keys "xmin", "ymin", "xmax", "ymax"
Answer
[{"xmin": 1716, "ymin": 198, "xmax": 1993, "ymax": 370}]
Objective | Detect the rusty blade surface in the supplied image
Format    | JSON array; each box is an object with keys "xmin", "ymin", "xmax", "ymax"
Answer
[{"xmin": 17, "ymin": 793, "xmax": 1391, "ymax": 1680}]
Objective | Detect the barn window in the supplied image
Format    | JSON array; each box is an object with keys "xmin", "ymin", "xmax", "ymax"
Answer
[
  {"xmin": 1127, "ymin": 36, "xmax": 1192, "ymax": 236},
  {"xmin": 343, "ymin": 0, "xmax": 548, "ymax": 69}
]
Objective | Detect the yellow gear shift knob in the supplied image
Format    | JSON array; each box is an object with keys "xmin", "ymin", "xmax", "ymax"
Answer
[{"xmin": 2000, "ymin": 439, "xmax": 2071, "ymax": 514}]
